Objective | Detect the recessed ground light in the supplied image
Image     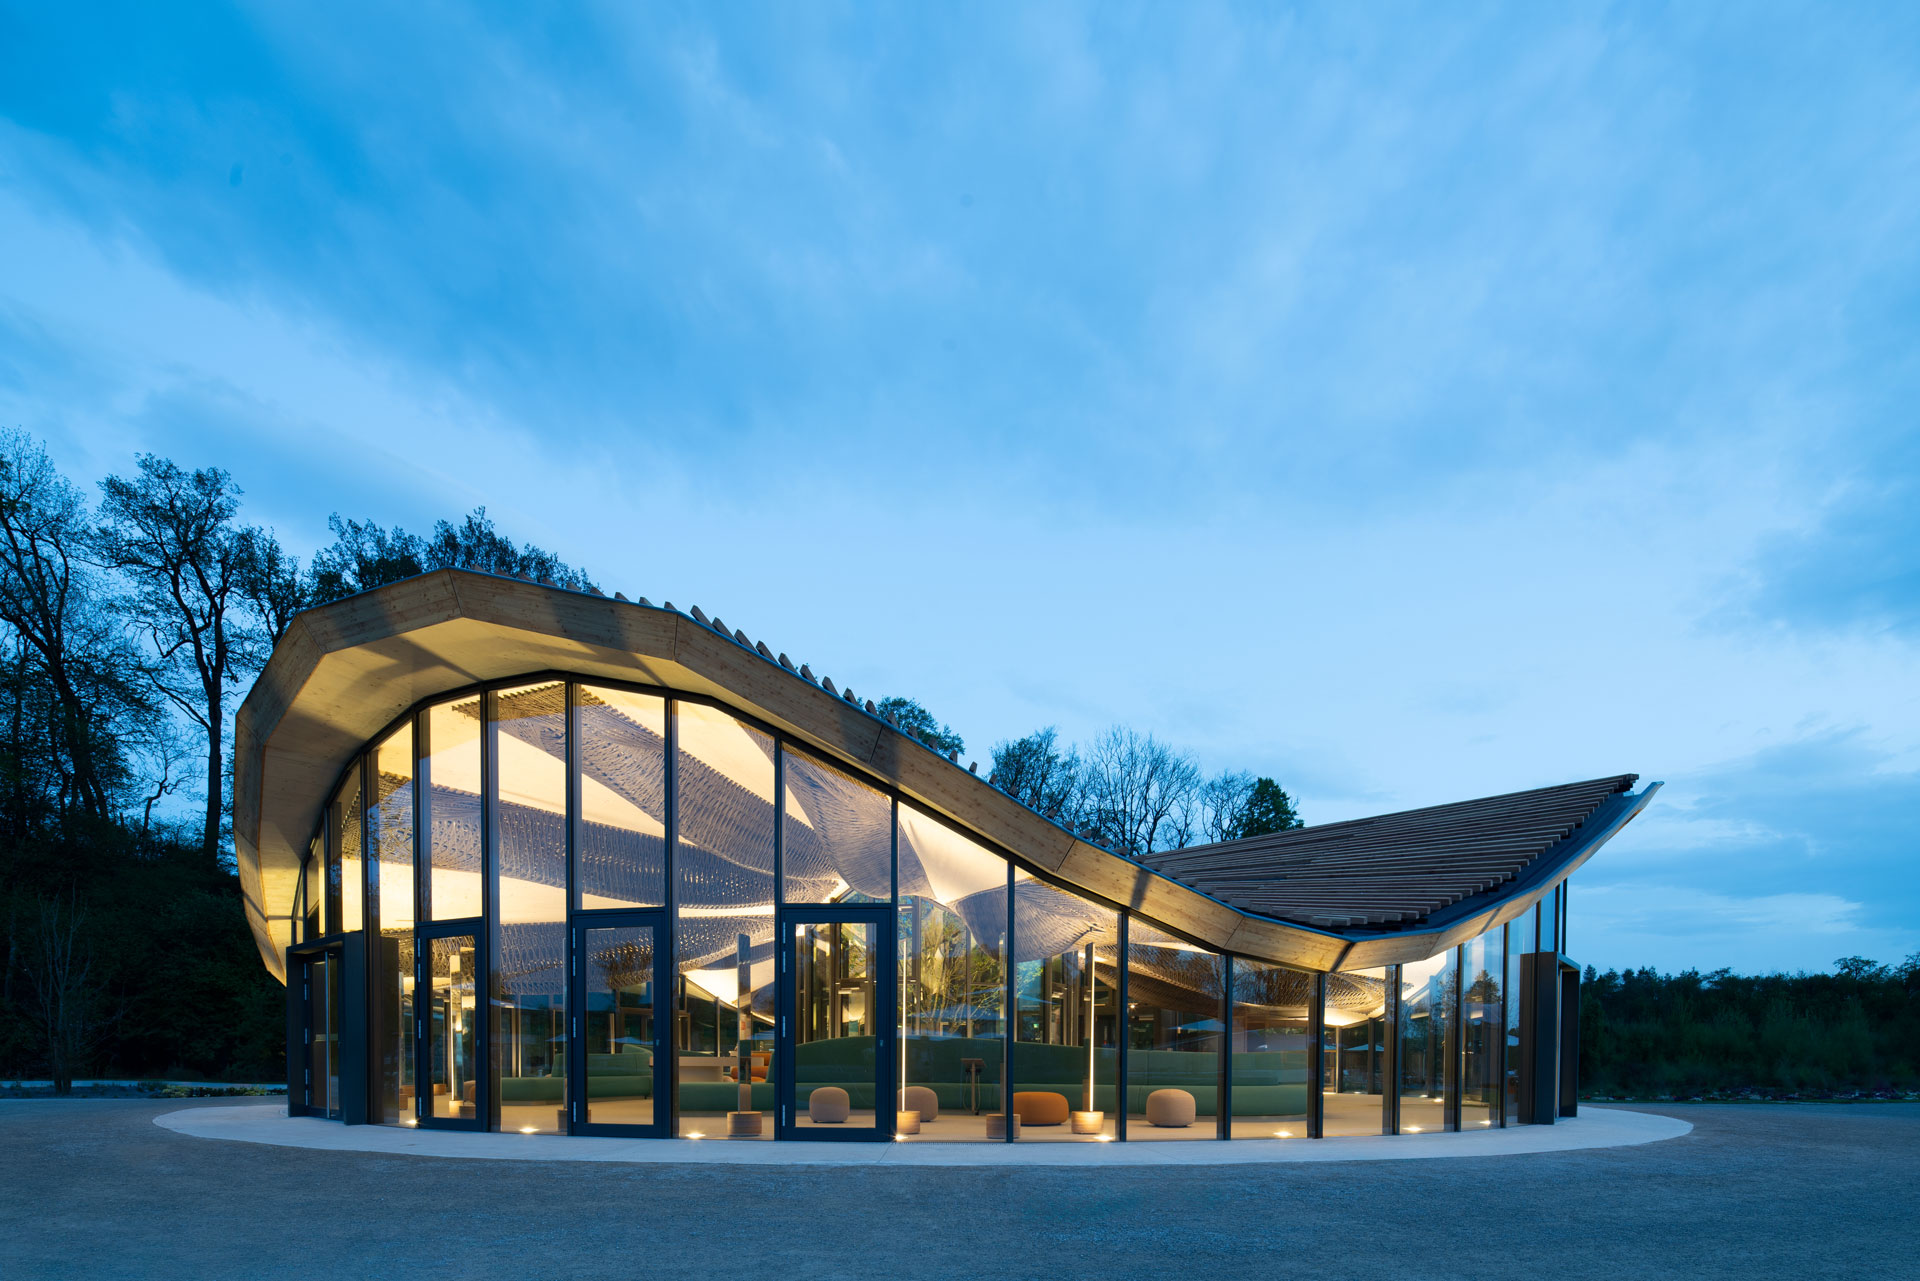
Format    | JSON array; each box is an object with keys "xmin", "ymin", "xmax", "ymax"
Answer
[
  {"xmin": 1275, "ymin": 1130, "xmax": 1293, "ymax": 1138},
  {"xmin": 1406, "ymin": 1125, "xmax": 1423, "ymax": 1133},
  {"xmin": 519, "ymin": 1127, "xmax": 537, "ymax": 1135},
  {"xmin": 686, "ymin": 1132, "xmax": 704, "ymax": 1140},
  {"xmin": 1096, "ymin": 1135, "xmax": 1115, "ymax": 1142}
]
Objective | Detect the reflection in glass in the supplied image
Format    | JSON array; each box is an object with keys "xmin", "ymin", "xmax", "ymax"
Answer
[
  {"xmin": 1011, "ymin": 874, "xmax": 1118, "ymax": 1141},
  {"xmin": 304, "ymin": 953, "xmax": 341, "ymax": 1118},
  {"xmin": 492, "ymin": 683, "xmax": 568, "ymax": 1134},
  {"xmin": 1398, "ymin": 950, "xmax": 1454, "ymax": 1133},
  {"xmin": 674, "ymin": 702, "xmax": 776, "ymax": 1137},
  {"xmin": 782, "ymin": 749, "xmax": 891, "ymax": 904},
  {"xmin": 897, "ymin": 804, "xmax": 1007, "ymax": 1140},
  {"xmin": 1461, "ymin": 928, "xmax": 1503, "ymax": 1129},
  {"xmin": 793, "ymin": 920, "xmax": 881, "ymax": 1131},
  {"xmin": 575, "ymin": 686, "xmax": 667, "ymax": 910},
  {"xmin": 1322, "ymin": 967, "xmax": 1390, "ymax": 1136},
  {"xmin": 328, "ymin": 768, "xmax": 363, "ymax": 935},
  {"xmin": 428, "ymin": 935, "xmax": 478, "ymax": 1121},
  {"xmin": 1540, "ymin": 887, "xmax": 1560, "ymax": 954},
  {"xmin": 369, "ymin": 725, "xmax": 415, "ymax": 1123},
  {"xmin": 303, "ymin": 836, "xmax": 322, "ymax": 941},
  {"xmin": 1127, "ymin": 922, "xmax": 1224, "ymax": 1140},
  {"xmin": 422, "ymin": 698, "xmax": 482, "ymax": 921},
  {"xmin": 582, "ymin": 925, "xmax": 659, "ymax": 1129},
  {"xmin": 1230, "ymin": 958, "xmax": 1311, "ymax": 1138},
  {"xmin": 1505, "ymin": 918, "xmax": 1526, "ymax": 1124}
]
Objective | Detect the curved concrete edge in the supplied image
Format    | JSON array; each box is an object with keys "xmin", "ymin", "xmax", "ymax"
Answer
[{"xmin": 155, "ymin": 1105, "xmax": 1691, "ymax": 1167}]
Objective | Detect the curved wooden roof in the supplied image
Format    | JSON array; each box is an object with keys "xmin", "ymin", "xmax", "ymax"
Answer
[
  {"xmin": 1138, "ymin": 775, "xmax": 1639, "ymax": 930},
  {"xmin": 232, "ymin": 569, "xmax": 1654, "ymax": 983}
]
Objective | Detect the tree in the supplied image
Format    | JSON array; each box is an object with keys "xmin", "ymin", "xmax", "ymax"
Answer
[
  {"xmin": 307, "ymin": 514, "xmax": 426, "ymax": 601},
  {"xmin": 308, "ymin": 507, "xmax": 597, "ymax": 604},
  {"xmin": 1197, "ymin": 770, "xmax": 1257, "ymax": 844},
  {"xmin": 235, "ymin": 526, "xmax": 311, "ymax": 649},
  {"xmin": 96, "ymin": 457, "xmax": 251, "ymax": 863},
  {"xmin": 876, "ymin": 696, "xmax": 964, "ymax": 758},
  {"xmin": 21, "ymin": 895, "xmax": 109, "ymax": 1094},
  {"xmin": 0, "ymin": 431, "xmax": 144, "ymax": 822},
  {"xmin": 1079, "ymin": 726, "xmax": 1201, "ymax": 856},
  {"xmin": 988, "ymin": 727, "xmax": 1081, "ymax": 824},
  {"xmin": 1236, "ymin": 777, "xmax": 1302, "ymax": 838}
]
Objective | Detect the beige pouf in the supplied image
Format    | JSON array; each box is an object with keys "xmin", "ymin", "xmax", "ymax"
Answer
[
  {"xmin": 807, "ymin": 1086, "xmax": 850, "ymax": 1124},
  {"xmin": 1012, "ymin": 1091, "xmax": 1070, "ymax": 1126},
  {"xmin": 900, "ymin": 1085, "xmax": 940, "ymax": 1122},
  {"xmin": 1144, "ymin": 1088, "xmax": 1196, "ymax": 1127}
]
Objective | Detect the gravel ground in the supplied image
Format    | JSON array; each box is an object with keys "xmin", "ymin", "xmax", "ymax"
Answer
[{"xmin": 2, "ymin": 1098, "xmax": 1914, "ymax": 1281}]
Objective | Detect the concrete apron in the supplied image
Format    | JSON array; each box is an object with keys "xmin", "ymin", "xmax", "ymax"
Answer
[{"xmin": 156, "ymin": 1105, "xmax": 1691, "ymax": 1166}]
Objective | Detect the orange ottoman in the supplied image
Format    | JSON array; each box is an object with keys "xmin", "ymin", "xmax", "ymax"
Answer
[{"xmin": 1012, "ymin": 1091, "xmax": 1071, "ymax": 1126}]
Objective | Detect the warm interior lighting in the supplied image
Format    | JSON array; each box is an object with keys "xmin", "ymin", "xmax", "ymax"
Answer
[
  {"xmin": 1275, "ymin": 1129, "xmax": 1293, "ymax": 1138},
  {"xmin": 1406, "ymin": 1125, "xmax": 1424, "ymax": 1133},
  {"xmin": 1096, "ymin": 1134, "xmax": 1115, "ymax": 1142},
  {"xmin": 686, "ymin": 1131, "xmax": 705, "ymax": 1140},
  {"xmin": 519, "ymin": 1126, "xmax": 537, "ymax": 1135}
]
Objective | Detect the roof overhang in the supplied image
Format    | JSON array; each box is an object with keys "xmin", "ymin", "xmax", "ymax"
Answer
[{"xmin": 233, "ymin": 570, "xmax": 1650, "ymax": 983}]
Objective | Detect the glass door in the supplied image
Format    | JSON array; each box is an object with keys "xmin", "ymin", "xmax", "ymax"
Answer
[
  {"xmin": 418, "ymin": 927, "xmax": 482, "ymax": 1129},
  {"xmin": 570, "ymin": 913, "xmax": 669, "ymax": 1136},
  {"xmin": 294, "ymin": 949, "xmax": 341, "ymax": 1119},
  {"xmin": 778, "ymin": 910, "xmax": 895, "ymax": 1141}
]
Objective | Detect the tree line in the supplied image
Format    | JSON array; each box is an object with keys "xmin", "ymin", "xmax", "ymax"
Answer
[
  {"xmin": 877, "ymin": 699, "xmax": 1305, "ymax": 853},
  {"xmin": 0, "ymin": 431, "xmax": 595, "ymax": 1089},
  {"xmin": 1580, "ymin": 957, "xmax": 1920, "ymax": 1098}
]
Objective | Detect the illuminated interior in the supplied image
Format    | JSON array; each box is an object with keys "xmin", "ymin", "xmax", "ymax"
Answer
[{"xmin": 284, "ymin": 673, "xmax": 1558, "ymax": 1143}]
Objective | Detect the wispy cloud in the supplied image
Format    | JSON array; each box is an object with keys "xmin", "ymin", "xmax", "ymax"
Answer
[{"xmin": 2, "ymin": 3, "xmax": 1917, "ymax": 974}]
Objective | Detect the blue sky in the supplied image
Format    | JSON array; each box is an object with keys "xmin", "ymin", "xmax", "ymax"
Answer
[{"xmin": 2, "ymin": 3, "xmax": 1915, "ymax": 975}]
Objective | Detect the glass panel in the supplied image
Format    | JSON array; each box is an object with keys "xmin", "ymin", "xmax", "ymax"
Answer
[
  {"xmin": 1011, "ymin": 873, "xmax": 1117, "ymax": 1141},
  {"xmin": 1505, "ymin": 919, "xmax": 1525, "ymax": 1124},
  {"xmin": 1230, "ymin": 958, "xmax": 1311, "ymax": 1139},
  {"xmin": 422, "ymin": 697, "xmax": 483, "ymax": 921},
  {"xmin": 793, "ymin": 920, "xmax": 881, "ymax": 1132},
  {"xmin": 1126, "ymin": 921, "xmax": 1224, "ymax": 1140},
  {"xmin": 306, "ymin": 954, "xmax": 338, "ymax": 1117},
  {"xmin": 1540, "ymin": 887, "xmax": 1560, "ymax": 954},
  {"xmin": 492, "ymin": 683, "xmax": 569, "ymax": 1134},
  {"xmin": 1322, "ymin": 966, "xmax": 1390, "ymax": 1136},
  {"xmin": 897, "ymin": 803, "xmax": 1007, "ymax": 1140},
  {"xmin": 575, "ymin": 686, "xmax": 667, "ymax": 910},
  {"xmin": 782, "ymin": 748, "xmax": 891, "ymax": 904},
  {"xmin": 582, "ymin": 925, "xmax": 659, "ymax": 1129},
  {"xmin": 328, "ymin": 768, "xmax": 363, "ymax": 935},
  {"xmin": 1398, "ymin": 950, "xmax": 1453, "ymax": 1133},
  {"xmin": 303, "ymin": 837, "xmax": 322, "ymax": 941},
  {"xmin": 493, "ymin": 682, "xmax": 567, "ymax": 927},
  {"xmin": 673, "ymin": 701, "xmax": 777, "ymax": 1137},
  {"xmin": 369, "ymin": 725, "xmax": 415, "ymax": 1124},
  {"xmin": 1461, "ymin": 928, "xmax": 1502, "ymax": 1129},
  {"xmin": 427, "ymin": 934, "xmax": 479, "ymax": 1121}
]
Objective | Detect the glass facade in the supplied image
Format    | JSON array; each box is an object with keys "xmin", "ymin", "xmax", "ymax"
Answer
[
  {"xmin": 575, "ymin": 685, "xmax": 667, "ymax": 911},
  {"xmin": 1397, "ymin": 951, "xmax": 1452, "ymax": 1133},
  {"xmin": 369, "ymin": 724, "xmax": 414, "ymax": 1124},
  {"xmin": 1230, "ymin": 958, "xmax": 1312, "ymax": 1138},
  {"xmin": 292, "ymin": 674, "xmax": 1567, "ymax": 1144},
  {"xmin": 673, "ymin": 701, "xmax": 777, "ymax": 1138},
  {"xmin": 1127, "ymin": 921, "xmax": 1224, "ymax": 1140},
  {"xmin": 897, "ymin": 803, "xmax": 1007, "ymax": 1140},
  {"xmin": 1322, "ymin": 966, "xmax": 1389, "ymax": 1136},
  {"xmin": 1011, "ymin": 873, "xmax": 1118, "ymax": 1141},
  {"xmin": 1460, "ymin": 928, "xmax": 1503, "ymax": 1129}
]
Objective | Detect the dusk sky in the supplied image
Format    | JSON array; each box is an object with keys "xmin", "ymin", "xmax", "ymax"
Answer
[{"xmin": 3, "ymin": 4, "xmax": 1915, "ymax": 975}]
